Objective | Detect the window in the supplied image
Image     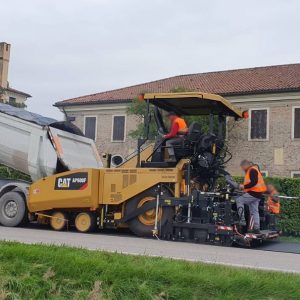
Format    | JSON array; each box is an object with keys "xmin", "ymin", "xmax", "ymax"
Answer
[
  {"xmin": 84, "ymin": 116, "xmax": 97, "ymax": 140},
  {"xmin": 292, "ymin": 107, "xmax": 300, "ymax": 139},
  {"xmin": 248, "ymin": 108, "xmax": 269, "ymax": 140},
  {"xmin": 291, "ymin": 171, "xmax": 300, "ymax": 179},
  {"xmin": 112, "ymin": 115, "xmax": 126, "ymax": 142},
  {"xmin": 9, "ymin": 97, "xmax": 16, "ymax": 105}
]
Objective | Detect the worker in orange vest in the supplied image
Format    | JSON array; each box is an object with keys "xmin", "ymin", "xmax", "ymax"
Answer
[
  {"xmin": 236, "ymin": 160, "xmax": 267, "ymax": 233},
  {"xmin": 266, "ymin": 184, "xmax": 280, "ymax": 214},
  {"xmin": 163, "ymin": 112, "xmax": 188, "ymax": 161}
]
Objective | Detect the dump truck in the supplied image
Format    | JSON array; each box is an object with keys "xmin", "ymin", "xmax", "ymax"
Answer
[
  {"xmin": 0, "ymin": 94, "xmax": 280, "ymax": 246},
  {"xmin": 0, "ymin": 103, "xmax": 102, "ymax": 226}
]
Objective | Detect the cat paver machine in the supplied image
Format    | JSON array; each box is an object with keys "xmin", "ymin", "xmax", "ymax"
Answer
[{"xmin": 0, "ymin": 92, "xmax": 280, "ymax": 246}]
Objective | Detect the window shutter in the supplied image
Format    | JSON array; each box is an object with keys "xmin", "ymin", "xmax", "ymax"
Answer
[
  {"xmin": 294, "ymin": 108, "xmax": 300, "ymax": 139},
  {"xmin": 85, "ymin": 117, "xmax": 96, "ymax": 140},
  {"xmin": 250, "ymin": 109, "xmax": 267, "ymax": 139},
  {"xmin": 113, "ymin": 116, "xmax": 125, "ymax": 141}
]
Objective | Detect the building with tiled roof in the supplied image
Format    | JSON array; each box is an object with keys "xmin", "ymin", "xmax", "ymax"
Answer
[
  {"xmin": 55, "ymin": 64, "xmax": 300, "ymax": 177},
  {"xmin": 0, "ymin": 42, "xmax": 31, "ymax": 107},
  {"xmin": 56, "ymin": 64, "xmax": 300, "ymax": 106}
]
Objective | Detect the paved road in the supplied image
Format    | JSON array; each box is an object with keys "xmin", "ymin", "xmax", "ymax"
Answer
[
  {"xmin": 257, "ymin": 240, "xmax": 300, "ymax": 254},
  {"xmin": 0, "ymin": 226, "xmax": 299, "ymax": 273}
]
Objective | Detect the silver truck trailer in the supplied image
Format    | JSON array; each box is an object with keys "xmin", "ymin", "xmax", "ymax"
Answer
[{"xmin": 0, "ymin": 103, "xmax": 102, "ymax": 226}]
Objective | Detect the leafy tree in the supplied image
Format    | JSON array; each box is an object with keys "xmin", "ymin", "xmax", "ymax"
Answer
[
  {"xmin": 127, "ymin": 87, "xmax": 218, "ymax": 139},
  {"xmin": 0, "ymin": 164, "xmax": 31, "ymax": 181},
  {"xmin": 127, "ymin": 97, "xmax": 157, "ymax": 139}
]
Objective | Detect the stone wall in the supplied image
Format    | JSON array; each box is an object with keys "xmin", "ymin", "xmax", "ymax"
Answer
[
  {"xmin": 63, "ymin": 92, "xmax": 300, "ymax": 177},
  {"xmin": 226, "ymin": 92, "xmax": 300, "ymax": 177},
  {"xmin": 65, "ymin": 103, "xmax": 139, "ymax": 159}
]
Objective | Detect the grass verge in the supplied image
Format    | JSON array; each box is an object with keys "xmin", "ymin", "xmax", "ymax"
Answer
[
  {"xmin": 0, "ymin": 242, "xmax": 299, "ymax": 300},
  {"xmin": 279, "ymin": 236, "xmax": 300, "ymax": 244}
]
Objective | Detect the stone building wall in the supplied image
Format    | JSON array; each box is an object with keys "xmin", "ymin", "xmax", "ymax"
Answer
[
  {"xmin": 226, "ymin": 92, "xmax": 300, "ymax": 177},
  {"xmin": 64, "ymin": 103, "xmax": 139, "ymax": 159},
  {"xmin": 6, "ymin": 90, "xmax": 28, "ymax": 105},
  {"xmin": 63, "ymin": 91, "xmax": 300, "ymax": 177}
]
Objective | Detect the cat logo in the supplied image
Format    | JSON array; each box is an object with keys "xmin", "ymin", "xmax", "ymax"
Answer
[
  {"xmin": 57, "ymin": 178, "xmax": 71, "ymax": 188},
  {"xmin": 55, "ymin": 172, "xmax": 88, "ymax": 190}
]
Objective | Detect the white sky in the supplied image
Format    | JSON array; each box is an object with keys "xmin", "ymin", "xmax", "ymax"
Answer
[{"xmin": 1, "ymin": 0, "xmax": 300, "ymax": 119}]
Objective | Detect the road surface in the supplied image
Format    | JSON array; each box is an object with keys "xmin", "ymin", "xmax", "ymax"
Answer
[{"xmin": 0, "ymin": 226, "xmax": 299, "ymax": 273}]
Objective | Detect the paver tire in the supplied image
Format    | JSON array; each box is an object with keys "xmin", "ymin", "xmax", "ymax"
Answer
[{"xmin": 126, "ymin": 187, "xmax": 174, "ymax": 237}]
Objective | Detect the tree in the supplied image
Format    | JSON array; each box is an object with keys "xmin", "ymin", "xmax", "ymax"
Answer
[
  {"xmin": 127, "ymin": 87, "xmax": 215, "ymax": 139},
  {"xmin": 127, "ymin": 97, "xmax": 157, "ymax": 139}
]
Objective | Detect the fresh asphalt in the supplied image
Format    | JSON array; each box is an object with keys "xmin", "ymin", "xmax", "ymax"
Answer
[{"xmin": 0, "ymin": 226, "xmax": 299, "ymax": 274}]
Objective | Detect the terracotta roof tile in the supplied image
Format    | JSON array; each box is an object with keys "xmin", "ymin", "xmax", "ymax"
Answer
[{"xmin": 55, "ymin": 64, "xmax": 300, "ymax": 106}]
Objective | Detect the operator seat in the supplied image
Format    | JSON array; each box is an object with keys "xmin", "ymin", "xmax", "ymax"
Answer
[
  {"xmin": 141, "ymin": 122, "xmax": 203, "ymax": 168},
  {"xmin": 172, "ymin": 122, "xmax": 202, "ymax": 160},
  {"xmin": 186, "ymin": 122, "xmax": 202, "ymax": 143}
]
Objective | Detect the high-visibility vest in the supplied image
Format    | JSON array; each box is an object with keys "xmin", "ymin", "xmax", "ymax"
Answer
[
  {"xmin": 267, "ymin": 191, "xmax": 280, "ymax": 214},
  {"xmin": 243, "ymin": 166, "xmax": 267, "ymax": 193},
  {"xmin": 174, "ymin": 117, "xmax": 188, "ymax": 134}
]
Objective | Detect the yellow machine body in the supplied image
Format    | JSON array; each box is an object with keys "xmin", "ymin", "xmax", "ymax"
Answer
[
  {"xmin": 28, "ymin": 164, "xmax": 184, "ymax": 214},
  {"xmin": 99, "ymin": 167, "xmax": 181, "ymax": 205},
  {"xmin": 27, "ymin": 92, "xmax": 244, "ymax": 232},
  {"xmin": 118, "ymin": 144, "xmax": 154, "ymax": 168},
  {"xmin": 28, "ymin": 168, "xmax": 100, "ymax": 212}
]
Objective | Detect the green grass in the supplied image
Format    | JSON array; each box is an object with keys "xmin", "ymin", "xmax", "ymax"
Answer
[
  {"xmin": 279, "ymin": 235, "xmax": 300, "ymax": 244},
  {"xmin": 0, "ymin": 242, "xmax": 299, "ymax": 300}
]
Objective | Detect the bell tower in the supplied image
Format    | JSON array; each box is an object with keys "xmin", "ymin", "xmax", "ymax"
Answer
[{"xmin": 0, "ymin": 42, "xmax": 11, "ymax": 89}]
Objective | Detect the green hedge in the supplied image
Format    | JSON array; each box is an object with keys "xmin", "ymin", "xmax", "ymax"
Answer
[
  {"xmin": 231, "ymin": 176, "xmax": 300, "ymax": 236},
  {"xmin": 0, "ymin": 165, "xmax": 31, "ymax": 182}
]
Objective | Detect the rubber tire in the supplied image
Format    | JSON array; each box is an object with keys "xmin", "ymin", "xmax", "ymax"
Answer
[
  {"xmin": 126, "ymin": 187, "xmax": 174, "ymax": 237},
  {"xmin": 0, "ymin": 191, "xmax": 27, "ymax": 227},
  {"xmin": 50, "ymin": 211, "xmax": 68, "ymax": 231},
  {"xmin": 75, "ymin": 212, "xmax": 97, "ymax": 233}
]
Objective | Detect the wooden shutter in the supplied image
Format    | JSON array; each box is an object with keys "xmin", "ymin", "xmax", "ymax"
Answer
[
  {"xmin": 113, "ymin": 116, "xmax": 125, "ymax": 141},
  {"xmin": 85, "ymin": 117, "xmax": 96, "ymax": 140},
  {"xmin": 250, "ymin": 109, "xmax": 267, "ymax": 139},
  {"xmin": 294, "ymin": 108, "xmax": 300, "ymax": 139}
]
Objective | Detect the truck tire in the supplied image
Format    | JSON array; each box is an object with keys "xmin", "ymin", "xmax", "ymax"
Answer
[
  {"xmin": 126, "ymin": 187, "xmax": 174, "ymax": 237},
  {"xmin": 0, "ymin": 191, "xmax": 27, "ymax": 227}
]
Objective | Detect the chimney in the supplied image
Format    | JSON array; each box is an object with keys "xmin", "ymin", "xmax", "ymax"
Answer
[{"xmin": 0, "ymin": 42, "xmax": 11, "ymax": 89}]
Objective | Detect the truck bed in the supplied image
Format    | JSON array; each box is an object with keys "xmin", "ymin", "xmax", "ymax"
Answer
[{"xmin": 0, "ymin": 103, "xmax": 102, "ymax": 181}]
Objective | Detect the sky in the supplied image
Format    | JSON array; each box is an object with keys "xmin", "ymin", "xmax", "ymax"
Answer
[{"xmin": 1, "ymin": 0, "xmax": 300, "ymax": 119}]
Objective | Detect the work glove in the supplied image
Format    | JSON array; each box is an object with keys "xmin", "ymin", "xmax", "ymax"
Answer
[{"xmin": 225, "ymin": 174, "xmax": 240, "ymax": 189}]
